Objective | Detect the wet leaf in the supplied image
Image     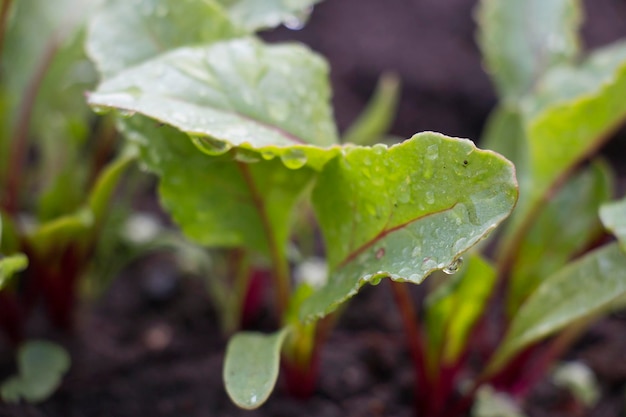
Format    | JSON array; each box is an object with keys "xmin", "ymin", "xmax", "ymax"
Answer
[
  {"xmin": 300, "ymin": 133, "xmax": 518, "ymax": 320},
  {"xmin": 489, "ymin": 243, "xmax": 626, "ymax": 373},
  {"xmin": 223, "ymin": 328, "xmax": 290, "ymax": 409},
  {"xmin": 86, "ymin": 0, "xmax": 243, "ymax": 78},
  {"xmin": 477, "ymin": 0, "xmax": 581, "ymax": 103},
  {"xmin": 121, "ymin": 116, "xmax": 315, "ymax": 254},
  {"xmin": 89, "ymin": 38, "xmax": 340, "ymax": 170},
  {"xmin": 1, "ymin": 340, "xmax": 70, "ymax": 403},
  {"xmin": 217, "ymin": 0, "xmax": 322, "ymax": 32},
  {"xmin": 600, "ymin": 195, "xmax": 626, "ymax": 251}
]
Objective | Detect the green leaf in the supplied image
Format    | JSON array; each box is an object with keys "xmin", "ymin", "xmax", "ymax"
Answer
[
  {"xmin": 600, "ymin": 195, "xmax": 626, "ymax": 251},
  {"xmin": 342, "ymin": 72, "xmax": 401, "ymax": 146},
  {"xmin": 86, "ymin": 0, "xmax": 243, "ymax": 79},
  {"xmin": 0, "ymin": 254, "xmax": 28, "ymax": 290},
  {"xmin": 524, "ymin": 42, "xmax": 626, "ymax": 206},
  {"xmin": 1, "ymin": 340, "xmax": 70, "ymax": 403},
  {"xmin": 488, "ymin": 243, "xmax": 626, "ymax": 374},
  {"xmin": 506, "ymin": 161, "xmax": 613, "ymax": 315},
  {"xmin": 89, "ymin": 38, "xmax": 340, "ymax": 170},
  {"xmin": 300, "ymin": 132, "xmax": 518, "ymax": 320},
  {"xmin": 223, "ymin": 328, "xmax": 290, "ymax": 409},
  {"xmin": 217, "ymin": 0, "xmax": 322, "ymax": 32},
  {"xmin": 121, "ymin": 116, "xmax": 315, "ymax": 253},
  {"xmin": 476, "ymin": 0, "xmax": 581, "ymax": 103},
  {"xmin": 425, "ymin": 255, "xmax": 497, "ymax": 366}
]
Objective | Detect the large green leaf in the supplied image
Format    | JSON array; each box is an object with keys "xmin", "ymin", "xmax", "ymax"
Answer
[
  {"xmin": 476, "ymin": 0, "xmax": 581, "ymax": 103},
  {"xmin": 488, "ymin": 243, "xmax": 626, "ymax": 374},
  {"xmin": 600, "ymin": 196, "xmax": 626, "ymax": 251},
  {"xmin": 1, "ymin": 340, "xmax": 70, "ymax": 403},
  {"xmin": 425, "ymin": 255, "xmax": 497, "ymax": 367},
  {"xmin": 506, "ymin": 161, "xmax": 613, "ymax": 315},
  {"xmin": 121, "ymin": 116, "xmax": 315, "ymax": 253},
  {"xmin": 223, "ymin": 328, "xmax": 290, "ymax": 409},
  {"xmin": 86, "ymin": 0, "xmax": 243, "ymax": 79},
  {"xmin": 300, "ymin": 133, "xmax": 518, "ymax": 320},
  {"xmin": 89, "ymin": 38, "xmax": 340, "ymax": 170},
  {"xmin": 524, "ymin": 42, "xmax": 626, "ymax": 206},
  {"xmin": 217, "ymin": 0, "xmax": 322, "ymax": 32}
]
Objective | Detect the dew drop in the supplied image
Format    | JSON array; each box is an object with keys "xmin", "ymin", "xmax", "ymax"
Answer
[
  {"xmin": 426, "ymin": 144, "xmax": 439, "ymax": 160},
  {"xmin": 398, "ymin": 192, "xmax": 411, "ymax": 204},
  {"xmin": 281, "ymin": 149, "xmax": 308, "ymax": 169},
  {"xmin": 117, "ymin": 109, "xmax": 136, "ymax": 118},
  {"xmin": 92, "ymin": 106, "xmax": 110, "ymax": 115},
  {"xmin": 369, "ymin": 275, "xmax": 383, "ymax": 286},
  {"xmin": 443, "ymin": 257, "xmax": 463, "ymax": 275},
  {"xmin": 422, "ymin": 257, "xmax": 438, "ymax": 271},
  {"xmin": 372, "ymin": 143, "xmax": 387, "ymax": 155},
  {"xmin": 425, "ymin": 190, "xmax": 435, "ymax": 204},
  {"xmin": 190, "ymin": 135, "xmax": 232, "ymax": 156},
  {"xmin": 261, "ymin": 150, "xmax": 276, "ymax": 160},
  {"xmin": 234, "ymin": 148, "xmax": 261, "ymax": 163},
  {"xmin": 411, "ymin": 246, "xmax": 421, "ymax": 257},
  {"xmin": 284, "ymin": 6, "xmax": 313, "ymax": 30}
]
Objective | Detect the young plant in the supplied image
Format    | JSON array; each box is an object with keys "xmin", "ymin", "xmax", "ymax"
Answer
[
  {"xmin": 390, "ymin": 0, "xmax": 626, "ymax": 415},
  {"xmin": 0, "ymin": 0, "xmax": 133, "ymax": 344},
  {"xmin": 85, "ymin": 0, "xmax": 520, "ymax": 411}
]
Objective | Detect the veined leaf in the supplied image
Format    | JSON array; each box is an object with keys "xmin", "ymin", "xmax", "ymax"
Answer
[
  {"xmin": 524, "ymin": 42, "xmax": 626, "ymax": 206},
  {"xmin": 217, "ymin": 0, "xmax": 322, "ymax": 32},
  {"xmin": 86, "ymin": 0, "xmax": 243, "ymax": 78},
  {"xmin": 121, "ymin": 116, "xmax": 315, "ymax": 254},
  {"xmin": 89, "ymin": 38, "xmax": 340, "ymax": 170},
  {"xmin": 223, "ymin": 328, "xmax": 290, "ymax": 409},
  {"xmin": 488, "ymin": 243, "xmax": 626, "ymax": 374},
  {"xmin": 507, "ymin": 161, "xmax": 613, "ymax": 315},
  {"xmin": 476, "ymin": 0, "xmax": 581, "ymax": 103},
  {"xmin": 425, "ymin": 255, "xmax": 497, "ymax": 367},
  {"xmin": 600, "ymin": 196, "xmax": 626, "ymax": 251},
  {"xmin": 300, "ymin": 133, "xmax": 518, "ymax": 320}
]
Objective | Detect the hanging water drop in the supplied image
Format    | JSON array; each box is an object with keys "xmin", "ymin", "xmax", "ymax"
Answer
[
  {"xmin": 280, "ymin": 149, "xmax": 308, "ymax": 169},
  {"xmin": 117, "ymin": 109, "xmax": 136, "ymax": 118},
  {"xmin": 284, "ymin": 6, "xmax": 313, "ymax": 30},
  {"xmin": 443, "ymin": 257, "xmax": 463, "ymax": 275},
  {"xmin": 234, "ymin": 148, "xmax": 261, "ymax": 163},
  {"xmin": 190, "ymin": 135, "xmax": 232, "ymax": 156},
  {"xmin": 92, "ymin": 106, "xmax": 110, "ymax": 115},
  {"xmin": 261, "ymin": 150, "xmax": 276, "ymax": 160}
]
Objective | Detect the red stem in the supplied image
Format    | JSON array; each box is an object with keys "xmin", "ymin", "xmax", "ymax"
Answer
[
  {"xmin": 2, "ymin": 38, "xmax": 59, "ymax": 214},
  {"xmin": 388, "ymin": 281, "xmax": 432, "ymax": 416}
]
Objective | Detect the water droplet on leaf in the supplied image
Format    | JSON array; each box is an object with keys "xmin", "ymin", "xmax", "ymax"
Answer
[
  {"xmin": 284, "ymin": 6, "xmax": 313, "ymax": 30},
  {"xmin": 92, "ymin": 106, "xmax": 110, "ymax": 115},
  {"xmin": 280, "ymin": 149, "xmax": 308, "ymax": 169},
  {"xmin": 443, "ymin": 257, "xmax": 463, "ymax": 275},
  {"xmin": 190, "ymin": 136, "xmax": 232, "ymax": 156},
  {"xmin": 234, "ymin": 148, "xmax": 261, "ymax": 163},
  {"xmin": 117, "ymin": 109, "xmax": 136, "ymax": 118},
  {"xmin": 376, "ymin": 248, "xmax": 385, "ymax": 259}
]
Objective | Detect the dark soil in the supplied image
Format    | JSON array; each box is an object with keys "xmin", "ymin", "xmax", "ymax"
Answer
[{"xmin": 2, "ymin": 0, "xmax": 626, "ymax": 416}]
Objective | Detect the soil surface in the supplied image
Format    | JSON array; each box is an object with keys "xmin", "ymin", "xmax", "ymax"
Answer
[{"xmin": 2, "ymin": 0, "xmax": 626, "ymax": 416}]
